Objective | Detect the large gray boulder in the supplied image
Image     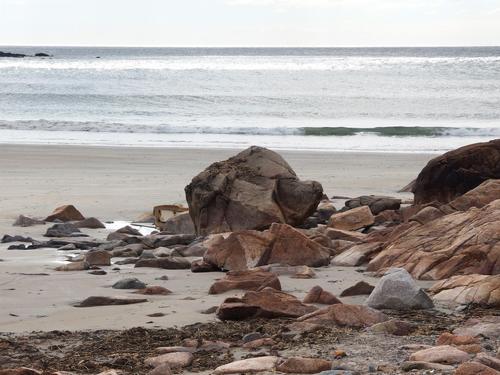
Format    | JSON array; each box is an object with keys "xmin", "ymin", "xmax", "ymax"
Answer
[
  {"xmin": 185, "ymin": 146, "xmax": 323, "ymax": 235},
  {"xmin": 366, "ymin": 268, "xmax": 434, "ymax": 310}
]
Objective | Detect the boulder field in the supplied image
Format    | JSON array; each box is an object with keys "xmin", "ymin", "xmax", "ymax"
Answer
[{"xmin": 2, "ymin": 142, "xmax": 500, "ymax": 374}]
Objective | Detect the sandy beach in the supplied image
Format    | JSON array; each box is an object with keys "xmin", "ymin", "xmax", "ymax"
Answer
[{"xmin": 0, "ymin": 145, "xmax": 434, "ymax": 333}]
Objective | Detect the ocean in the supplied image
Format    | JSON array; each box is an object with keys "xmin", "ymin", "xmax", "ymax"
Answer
[{"xmin": 0, "ymin": 46, "xmax": 499, "ymax": 152}]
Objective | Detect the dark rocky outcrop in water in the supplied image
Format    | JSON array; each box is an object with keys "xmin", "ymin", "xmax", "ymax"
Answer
[
  {"xmin": 0, "ymin": 51, "xmax": 52, "ymax": 58},
  {"xmin": 0, "ymin": 51, "xmax": 26, "ymax": 58},
  {"xmin": 412, "ymin": 139, "xmax": 500, "ymax": 205},
  {"xmin": 185, "ymin": 146, "xmax": 323, "ymax": 235}
]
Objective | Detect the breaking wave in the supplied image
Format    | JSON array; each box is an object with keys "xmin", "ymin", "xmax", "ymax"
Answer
[{"xmin": 1, "ymin": 120, "xmax": 499, "ymax": 138}]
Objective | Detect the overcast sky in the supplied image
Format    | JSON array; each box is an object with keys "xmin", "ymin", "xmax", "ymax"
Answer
[{"xmin": 1, "ymin": 0, "xmax": 499, "ymax": 47}]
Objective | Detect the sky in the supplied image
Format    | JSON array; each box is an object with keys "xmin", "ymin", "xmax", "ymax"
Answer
[{"xmin": 1, "ymin": 0, "xmax": 499, "ymax": 47}]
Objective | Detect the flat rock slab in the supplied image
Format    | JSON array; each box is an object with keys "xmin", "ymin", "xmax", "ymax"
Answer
[
  {"xmin": 328, "ymin": 205, "xmax": 375, "ymax": 231},
  {"xmin": 298, "ymin": 303, "xmax": 388, "ymax": 328},
  {"xmin": 74, "ymin": 296, "xmax": 148, "ymax": 307},
  {"xmin": 430, "ymin": 274, "xmax": 500, "ymax": 307},
  {"xmin": 209, "ymin": 270, "xmax": 281, "ymax": 294},
  {"xmin": 216, "ymin": 287, "xmax": 316, "ymax": 321}
]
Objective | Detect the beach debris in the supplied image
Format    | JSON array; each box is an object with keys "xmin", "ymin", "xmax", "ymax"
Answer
[
  {"xmin": 430, "ymin": 274, "xmax": 500, "ymax": 307},
  {"xmin": 185, "ymin": 146, "xmax": 323, "ymax": 235},
  {"xmin": 74, "ymin": 217, "xmax": 106, "ymax": 229},
  {"xmin": 12, "ymin": 215, "xmax": 45, "ymax": 227},
  {"xmin": 204, "ymin": 223, "xmax": 330, "ymax": 272},
  {"xmin": 208, "ymin": 270, "xmax": 281, "ymax": 294},
  {"xmin": 112, "ymin": 277, "xmax": 147, "ymax": 289},
  {"xmin": 303, "ymin": 285, "xmax": 342, "ymax": 305},
  {"xmin": 344, "ymin": 195, "xmax": 401, "ymax": 215},
  {"xmin": 340, "ymin": 281, "xmax": 375, "ymax": 296},
  {"xmin": 74, "ymin": 296, "xmax": 148, "ymax": 307},
  {"xmin": 413, "ymin": 139, "xmax": 500, "ymax": 204},
  {"xmin": 297, "ymin": 304, "xmax": 388, "ymax": 328},
  {"xmin": 45, "ymin": 204, "xmax": 85, "ymax": 222},
  {"xmin": 328, "ymin": 205, "xmax": 375, "ymax": 231},
  {"xmin": 216, "ymin": 287, "xmax": 316, "ymax": 321},
  {"xmin": 366, "ymin": 268, "xmax": 434, "ymax": 310},
  {"xmin": 401, "ymin": 361, "xmax": 455, "ymax": 372},
  {"xmin": 367, "ymin": 199, "xmax": 500, "ymax": 280}
]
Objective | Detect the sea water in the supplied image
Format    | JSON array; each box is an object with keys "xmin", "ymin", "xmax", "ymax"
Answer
[{"xmin": 0, "ymin": 46, "xmax": 499, "ymax": 152}]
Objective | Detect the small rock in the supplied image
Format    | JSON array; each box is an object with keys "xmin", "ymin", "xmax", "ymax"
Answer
[
  {"xmin": 148, "ymin": 364, "xmax": 172, "ymax": 375},
  {"xmin": 455, "ymin": 362, "xmax": 499, "ymax": 375},
  {"xmin": 340, "ymin": 281, "xmax": 375, "ymax": 297},
  {"xmin": 242, "ymin": 338, "xmax": 275, "ymax": 349},
  {"xmin": 45, "ymin": 223, "xmax": 86, "ymax": 238},
  {"xmin": 13, "ymin": 215, "xmax": 45, "ymax": 227},
  {"xmin": 88, "ymin": 270, "xmax": 107, "ymax": 275},
  {"xmin": 209, "ymin": 270, "xmax": 281, "ymax": 294},
  {"xmin": 277, "ymin": 357, "xmax": 332, "ymax": 374},
  {"xmin": 135, "ymin": 257, "xmax": 191, "ymax": 269},
  {"xmin": 144, "ymin": 352, "xmax": 193, "ymax": 369},
  {"xmin": 303, "ymin": 286, "xmax": 342, "ymax": 305},
  {"xmin": 191, "ymin": 259, "xmax": 219, "ymax": 273},
  {"xmin": 45, "ymin": 205, "xmax": 85, "ymax": 222},
  {"xmin": 112, "ymin": 278, "xmax": 147, "ymax": 289},
  {"xmin": 367, "ymin": 319, "xmax": 416, "ymax": 336},
  {"xmin": 328, "ymin": 206, "xmax": 375, "ymax": 231},
  {"xmin": 84, "ymin": 250, "xmax": 111, "ymax": 266},
  {"xmin": 55, "ymin": 261, "xmax": 89, "ymax": 271},
  {"xmin": 75, "ymin": 217, "xmax": 106, "ymax": 229},
  {"xmin": 116, "ymin": 225, "xmax": 142, "ymax": 235},
  {"xmin": 74, "ymin": 296, "xmax": 147, "ymax": 307},
  {"xmin": 242, "ymin": 332, "xmax": 262, "ymax": 343},
  {"xmin": 366, "ymin": 268, "xmax": 434, "ymax": 310},
  {"xmin": 134, "ymin": 286, "xmax": 172, "ymax": 295},
  {"xmin": 213, "ymin": 356, "xmax": 279, "ymax": 374},
  {"xmin": 409, "ymin": 345, "xmax": 469, "ymax": 364}
]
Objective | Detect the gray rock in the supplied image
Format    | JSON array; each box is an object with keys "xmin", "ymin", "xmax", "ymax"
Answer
[
  {"xmin": 74, "ymin": 217, "xmax": 106, "ymax": 229},
  {"xmin": 366, "ymin": 268, "xmax": 434, "ymax": 310},
  {"xmin": 1, "ymin": 235, "xmax": 33, "ymax": 243},
  {"xmin": 161, "ymin": 212, "xmax": 196, "ymax": 234},
  {"xmin": 13, "ymin": 215, "xmax": 45, "ymax": 227},
  {"xmin": 135, "ymin": 257, "xmax": 191, "ymax": 269},
  {"xmin": 45, "ymin": 223, "xmax": 87, "ymax": 238},
  {"xmin": 112, "ymin": 277, "xmax": 147, "ymax": 289},
  {"xmin": 345, "ymin": 195, "xmax": 401, "ymax": 215}
]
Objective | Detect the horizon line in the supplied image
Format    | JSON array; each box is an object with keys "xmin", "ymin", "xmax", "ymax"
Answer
[{"xmin": 1, "ymin": 44, "xmax": 500, "ymax": 49}]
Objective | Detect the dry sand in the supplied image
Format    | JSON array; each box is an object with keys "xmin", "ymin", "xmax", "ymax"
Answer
[{"xmin": 0, "ymin": 145, "xmax": 435, "ymax": 333}]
